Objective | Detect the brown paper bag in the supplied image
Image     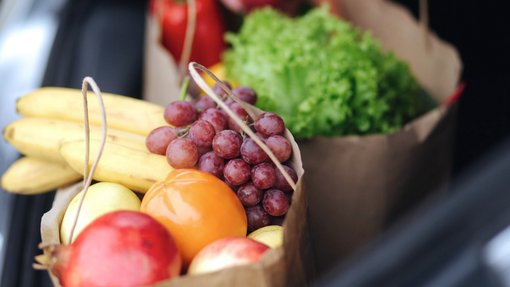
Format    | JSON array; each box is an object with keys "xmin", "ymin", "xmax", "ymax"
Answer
[
  {"xmin": 154, "ymin": 120, "xmax": 311, "ymax": 287},
  {"xmin": 143, "ymin": 15, "xmax": 180, "ymax": 106},
  {"xmin": 141, "ymin": 0, "xmax": 461, "ymax": 282},
  {"xmin": 39, "ymin": 78, "xmax": 311, "ymax": 287},
  {"xmin": 303, "ymin": 0, "xmax": 462, "ymax": 276},
  {"xmin": 41, "ymin": 153, "xmax": 309, "ymax": 286}
]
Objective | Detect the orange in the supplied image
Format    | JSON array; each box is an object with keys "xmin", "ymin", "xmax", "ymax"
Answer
[{"xmin": 140, "ymin": 169, "xmax": 247, "ymax": 265}]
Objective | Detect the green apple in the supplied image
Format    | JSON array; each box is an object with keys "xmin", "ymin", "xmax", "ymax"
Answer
[
  {"xmin": 60, "ymin": 182, "xmax": 141, "ymax": 244},
  {"xmin": 248, "ymin": 225, "xmax": 283, "ymax": 248}
]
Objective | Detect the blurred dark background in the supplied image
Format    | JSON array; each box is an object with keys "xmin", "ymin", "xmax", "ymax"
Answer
[
  {"xmin": 0, "ymin": 1, "xmax": 147, "ymax": 286},
  {"xmin": 320, "ymin": 2, "xmax": 510, "ymax": 286},
  {"xmin": 395, "ymin": 0, "xmax": 510, "ymax": 176}
]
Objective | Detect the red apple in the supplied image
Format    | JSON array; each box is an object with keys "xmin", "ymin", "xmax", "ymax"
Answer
[{"xmin": 187, "ymin": 237, "xmax": 269, "ymax": 275}]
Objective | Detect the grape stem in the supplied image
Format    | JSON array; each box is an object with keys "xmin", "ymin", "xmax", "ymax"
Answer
[
  {"xmin": 188, "ymin": 62, "xmax": 297, "ymax": 191},
  {"xmin": 179, "ymin": 76, "xmax": 190, "ymax": 101},
  {"xmin": 68, "ymin": 77, "xmax": 108, "ymax": 244},
  {"xmin": 177, "ymin": 126, "xmax": 190, "ymax": 138}
]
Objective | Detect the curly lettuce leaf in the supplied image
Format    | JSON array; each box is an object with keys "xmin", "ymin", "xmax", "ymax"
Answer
[{"xmin": 224, "ymin": 7, "xmax": 429, "ymax": 139}]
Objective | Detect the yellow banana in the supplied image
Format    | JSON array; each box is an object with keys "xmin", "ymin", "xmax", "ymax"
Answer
[
  {"xmin": 16, "ymin": 87, "xmax": 168, "ymax": 136},
  {"xmin": 59, "ymin": 139, "xmax": 172, "ymax": 193},
  {"xmin": 3, "ymin": 117, "xmax": 148, "ymax": 163},
  {"xmin": 1, "ymin": 157, "xmax": 82, "ymax": 195}
]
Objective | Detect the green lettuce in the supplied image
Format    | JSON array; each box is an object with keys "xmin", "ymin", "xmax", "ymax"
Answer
[{"xmin": 224, "ymin": 7, "xmax": 430, "ymax": 139}]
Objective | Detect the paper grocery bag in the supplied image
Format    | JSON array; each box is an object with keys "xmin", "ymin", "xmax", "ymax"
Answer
[
  {"xmin": 141, "ymin": 0, "xmax": 461, "ymax": 283},
  {"xmin": 302, "ymin": 0, "xmax": 462, "ymax": 276},
  {"xmin": 39, "ymin": 112, "xmax": 311, "ymax": 286},
  {"xmin": 140, "ymin": 14, "xmax": 315, "ymax": 286},
  {"xmin": 154, "ymin": 126, "xmax": 310, "ymax": 287},
  {"xmin": 143, "ymin": 15, "xmax": 180, "ymax": 106},
  {"xmin": 40, "ymin": 183, "xmax": 82, "ymax": 287}
]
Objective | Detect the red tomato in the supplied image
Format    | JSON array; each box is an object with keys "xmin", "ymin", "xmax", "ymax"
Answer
[{"xmin": 151, "ymin": 0, "xmax": 226, "ymax": 68}]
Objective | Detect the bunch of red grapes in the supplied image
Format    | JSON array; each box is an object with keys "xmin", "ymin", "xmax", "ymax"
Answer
[{"xmin": 146, "ymin": 83, "xmax": 298, "ymax": 232}]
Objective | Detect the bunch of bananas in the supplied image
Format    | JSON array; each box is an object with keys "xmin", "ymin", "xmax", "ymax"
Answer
[{"xmin": 1, "ymin": 87, "xmax": 173, "ymax": 194}]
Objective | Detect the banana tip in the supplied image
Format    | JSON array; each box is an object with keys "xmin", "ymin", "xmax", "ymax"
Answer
[
  {"xmin": 2, "ymin": 124, "xmax": 13, "ymax": 141},
  {"xmin": 15, "ymin": 97, "xmax": 21, "ymax": 114}
]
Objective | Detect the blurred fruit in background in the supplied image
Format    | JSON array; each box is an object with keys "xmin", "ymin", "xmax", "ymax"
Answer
[
  {"xmin": 220, "ymin": 0, "xmax": 303, "ymax": 15},
  {"xmin": 312, "ymin": 0, "xmax": 342, "ymax": 17},
  {"xmin": 220, "ymin": 0, "xmax": 280, "ymax": 14},
  {"xmin": 150, "ymin": 0, "xmax": 226, "ymax": 67}
]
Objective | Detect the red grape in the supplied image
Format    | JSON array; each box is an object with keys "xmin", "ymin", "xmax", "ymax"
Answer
[
  {"xmin": 145, "ymin": 126, "xmax": 177, "ymax": 155},
  {"xmin": 240, "ymin": 138, "xmax": 268, "ymax": 165},
  {"xmin": 274, "ymin": 165, "xmax": 298, "ymax": 192},
  {"xmin": 212, "ymin": 130, "xmax": 242, "ymax": 159},
  {"xmin": 255, "ymin": 132, "xmax": 268, "ymax": 141},
  {"xmin": 254, "ymin": 112, "xmax": 285, "ymax": 137},
  {"xmin": 164, "ymin": 101, "xmax": 196, "ymax": 127},
  {"xmin": 236, "ymin": 183, "xmax": 262, "ymax": 207},
  {"xmin": 262, "ymin": 189, "xmax": 289, "ymax": 217},
  {"xmin": 245, "ymin": 205, "xmax": 270, "ymax": 233},
  {"xmin": 232, "ymin": 86, "xmax": 257, "ymax": 105},
  {"xmin": 198, "ymin": 108, "xmax": 227, "ymax": 132},
  {"xmin": 197, "ymin": 151, "xmax": 224, "ymax": 178},
  {"xmin": 223, "ymin": 98, "xmax": 234, "ymax": 107},
  {"xmin": 286, "ymin": 192, "xmax": 293, "ymax": 202},
  {"xmin": 218, "ymin": 108, "xmax": 230, "ymax": 122},
  {"xmin": 227, "ymin": 102, "xmax": 250, "ymax": 133},
  {"xmin": 197, "ymin": 145, "xmax": 212, "ymax": 155},
  {"xmin": 189, "ymin": 120, "xmax": 216, "ymax": 148},
  {"xmin": 166, "ymin": 138, "xmax": 199, "ymax": 168},
  {"xmin": 251, "ymin": 162, "xmax": 276, "ymax": 190},
  {"xmin": 193, "ymin": 96, "xmax": 216, "ymax": 112},
  {"xmin": 213, "ymin": 81, "xmax": 232, "ymax": 99},
  {"xmin": 223, "ymin": 159, "xmax": 251, "ymax": 186},
  {"xmin": 265, "ymin": 135, "xmax": 292, "ymax": 163},
  {"xmin": 187, "ymin": 77, "xmax": 201, "ymax": 98}
]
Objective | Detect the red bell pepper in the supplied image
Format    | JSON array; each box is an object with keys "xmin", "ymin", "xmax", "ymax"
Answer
[{"xmin": 151, "ymin": 0, "xmax": 226, "ymax": 68}]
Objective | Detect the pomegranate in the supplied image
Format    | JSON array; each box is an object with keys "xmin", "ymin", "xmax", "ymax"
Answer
[{"xmin": 44, "ymin": 211, "xmax": 181, "ymax": 287}]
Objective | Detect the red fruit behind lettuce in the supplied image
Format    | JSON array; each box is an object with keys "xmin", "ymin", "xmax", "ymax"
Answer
[
  {"xmin": 152, "ymin": 0, "xmax": 226, "ymax": 67},
  {"xmin": 220, "ymin": 0, "xmax": 299, "ymax": 15}
]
